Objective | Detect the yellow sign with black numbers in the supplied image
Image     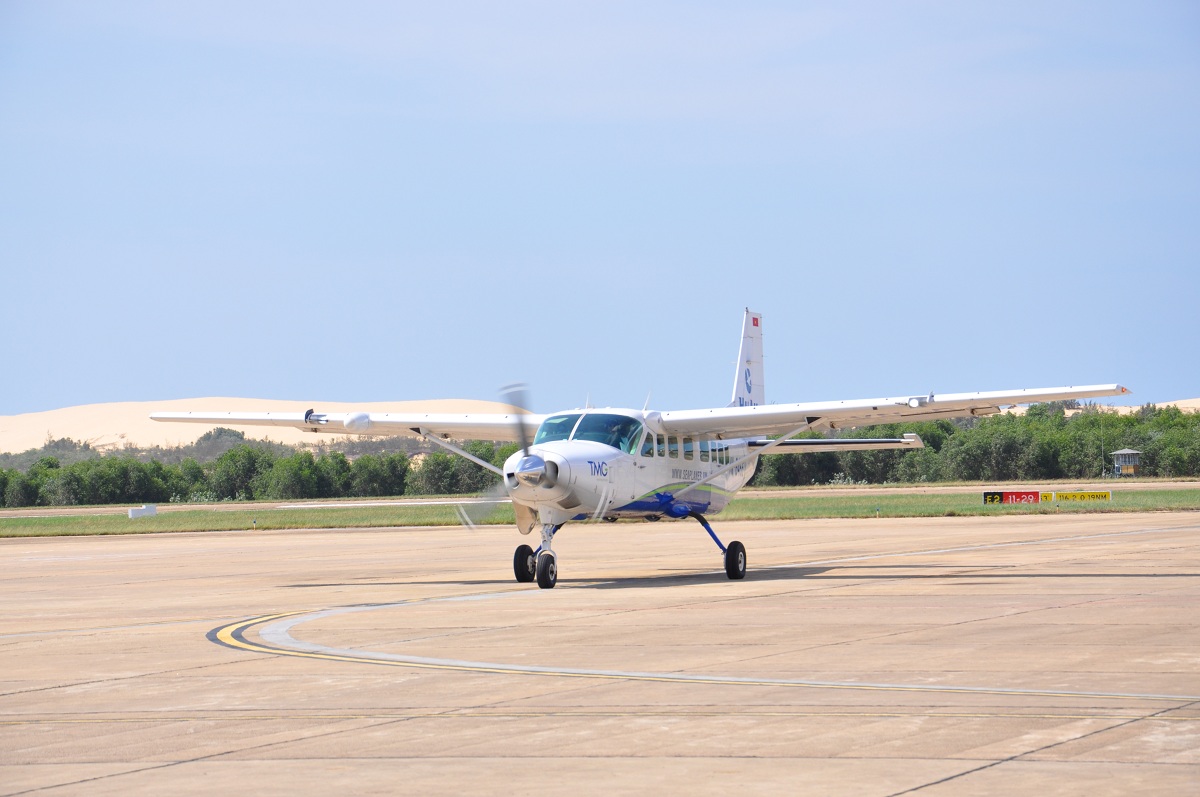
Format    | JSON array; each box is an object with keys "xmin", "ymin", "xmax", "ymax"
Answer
[{"xmin": 1052, "ymin": 491, "xmax": 1111, "ymax": 502}]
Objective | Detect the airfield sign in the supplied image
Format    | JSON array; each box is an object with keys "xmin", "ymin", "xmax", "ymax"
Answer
[{"xmin": 983, "ymin": 490, "xmax": 1111, "ymax": 505}]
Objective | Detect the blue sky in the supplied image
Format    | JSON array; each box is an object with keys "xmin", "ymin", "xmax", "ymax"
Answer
[{"xmin": 2, "ymin": 2, "xmax": 1197, "ymax": 416}]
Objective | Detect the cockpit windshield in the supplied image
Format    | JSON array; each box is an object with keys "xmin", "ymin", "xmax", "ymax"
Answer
[
  {"xmin": 533, "ymin": 414, "xmax": 580, "ymax": 445},
  {"xmin": 532, "ymin": 413, "xmax": 645, "ymax": 454},
  {"xmin": 571, "ymin": 414, "xmax": 644, "ymax": 454}
]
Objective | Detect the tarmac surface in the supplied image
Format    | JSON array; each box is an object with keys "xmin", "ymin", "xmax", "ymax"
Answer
[{"xmin": 2, "ymin": 513, "xmax": 1198, "ymax": 795}]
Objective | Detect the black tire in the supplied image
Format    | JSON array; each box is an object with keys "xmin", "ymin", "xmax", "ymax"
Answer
[
  {"xmin": 513, "ymin": 544, "xmax": 536, "ymax": 583},
  {"xmin": 536, "ymin": 552, "xmax": 557, "ymax": 589},
  {"xmin": 724, "ymin": 541, "xmax": 746, "ymax": 580}
]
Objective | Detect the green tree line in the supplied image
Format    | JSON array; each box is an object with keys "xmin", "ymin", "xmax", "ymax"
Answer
[
  {"xmin": 0, "ymin": 440, "xmax": 520, "ymax": 508},
  {"xmin": 753, "ymin": 403, "xmax": 1200, "ymax": 486}
]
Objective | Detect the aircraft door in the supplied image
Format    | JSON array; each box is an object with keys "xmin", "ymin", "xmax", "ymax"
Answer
[{"xmin": 609, "ymin": 457, "xmax": 636, "ymax": 508}]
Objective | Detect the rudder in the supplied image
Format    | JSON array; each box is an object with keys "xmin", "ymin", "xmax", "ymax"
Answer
[{"xmin": 729, "ymin": 308, "xmax": 764, "ymax": 407}]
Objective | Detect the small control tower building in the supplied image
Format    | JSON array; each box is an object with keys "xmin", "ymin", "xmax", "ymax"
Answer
[{"xmin": 1110, "ymin": 448, "xmax": 1142, "ymax": 477}]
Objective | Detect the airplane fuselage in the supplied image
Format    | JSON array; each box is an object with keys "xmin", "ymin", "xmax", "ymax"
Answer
[{"xmin": 503, "ymin": 410, "xmax": 754, "ymax": 527}]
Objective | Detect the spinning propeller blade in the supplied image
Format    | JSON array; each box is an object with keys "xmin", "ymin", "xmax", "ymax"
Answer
[
  {"xmin": 455, "ymin": 482, "xmax": 512, "ymax": 529},
  {"xmin": 456, "ymin": 382, "xmax": 534, "ymax": 530},
  {"xmin": 501, "ymin": 382, "xmax": 533, "ymax": 457}
]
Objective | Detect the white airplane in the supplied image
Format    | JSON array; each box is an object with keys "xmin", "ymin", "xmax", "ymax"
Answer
[{"xmin": 153, "ymin": 310, "xmax": 1129, "ymax": 589}]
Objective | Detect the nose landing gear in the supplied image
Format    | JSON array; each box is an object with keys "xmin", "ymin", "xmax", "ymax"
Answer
[
  {"xmin": 514, "ymin": 523, "xmax": 561, "ymax": 589},
  {"xmin": 536, "ymin": 552, "xmax": 557, "ymax": 589},
  {"xmin": 513, "ymin": 544, "xmax": 536, "ymax": 583}
]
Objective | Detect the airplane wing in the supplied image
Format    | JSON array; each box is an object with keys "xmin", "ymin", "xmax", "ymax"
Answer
[
  {"xmin": 150, "ymin": 409, "xmax": 545, "ymax": 442},
  {"xmin": 656, "ymin": 384, "xmax": 1131, "ymax": 439}
]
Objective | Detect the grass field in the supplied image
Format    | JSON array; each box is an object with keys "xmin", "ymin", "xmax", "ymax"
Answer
[
  {"xmin": 2, "ymin": 487, "xmax": 1198, "ymax": 537},
  {"xmin": 720, "ymin": 488, "xmax": 1200, "ymax": 520}
]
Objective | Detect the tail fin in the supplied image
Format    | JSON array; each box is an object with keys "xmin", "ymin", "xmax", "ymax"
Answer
[{"xmin": 729, "ymin": 308, "xmax": 765, "ymax": 407}]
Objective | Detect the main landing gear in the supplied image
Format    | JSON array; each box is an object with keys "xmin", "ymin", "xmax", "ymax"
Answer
[
  {"xmin": 512, "ymin": 516, "xmax": 746, "ymax": 588},
  {"xmin": 723, "ymin": 540, "xmax": 747, "ymax": 580},
  {"xmin": 690, "ymin": 511, "xmax": 746, "ymax": 580},
  {"xmin": 514, "ymin": 523, "xmax": 561, "ymax": 589}
]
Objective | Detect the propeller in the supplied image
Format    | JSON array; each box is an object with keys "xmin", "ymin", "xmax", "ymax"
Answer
[
  {"xmin": 501, "ymin": 382, "xmax": 532, "ymax": 457},
  {"xmin": 501, "ymin": 382, "xmax": 558, "ymax": 489},
  {"xmin": 455, "ymin": 383, "xmax": 537, "ymax": 531},
  {"xmin": 455, "ymin": 481, "xmax": 512, "ymax": 529}
]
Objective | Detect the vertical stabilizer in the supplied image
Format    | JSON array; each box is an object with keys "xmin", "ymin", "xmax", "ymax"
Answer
[{"xmin": 729, "ymin": 309, "xmax": 765, "ymax": 407}]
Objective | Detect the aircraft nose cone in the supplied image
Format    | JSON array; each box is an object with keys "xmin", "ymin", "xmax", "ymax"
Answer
[
  {"xmin": 515, "ymin": 455, "xmax": 547, "ymax": 487},
  {"xmin": 508, "ymin": 453, "xmax": 563, "ymax": 492}
]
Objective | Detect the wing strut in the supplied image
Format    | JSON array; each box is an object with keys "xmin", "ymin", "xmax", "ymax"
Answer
[
  {"xmin": 417, "ymin": 428, "xmax": 504, "ymax": 476},
  {"xmin": 675, "ymin": 422, "xmax": 813, "ymax": 498}
]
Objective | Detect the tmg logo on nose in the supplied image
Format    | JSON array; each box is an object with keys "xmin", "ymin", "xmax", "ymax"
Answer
[{"xmin": 587, "ymin": 460, "xmax": 609, "ymax": 477}]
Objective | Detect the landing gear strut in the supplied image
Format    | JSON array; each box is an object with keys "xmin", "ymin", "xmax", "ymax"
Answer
[{"xmin": 689, "ymin": 511, "xmax": 746, "ymax": 580}]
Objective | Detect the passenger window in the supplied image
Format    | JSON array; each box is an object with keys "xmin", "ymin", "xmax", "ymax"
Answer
[
  {"xmin": 667, "ymin": 436, "xmax": 679, "ymax": 459},
  {"xmin": 641, "ymin": 432, "xmax": 655, "ymax": 458},
  {"xmin": 683, "ymin": 437, "xmax": 694, "ymax": 461},
  {"xmin": 699, "ymin": 440, "xmax": 710, "ymax": 463}
]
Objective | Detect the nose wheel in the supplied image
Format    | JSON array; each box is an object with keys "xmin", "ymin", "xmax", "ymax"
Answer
[
  {"xmin": 514, "ymin": 523, "xmax": 561, "ymax": 589},
  {"xmin": 513, "ymin": 544, "xmax": 536, "ymax": 583},
  {"xmin": 514, "ymin": 544, "xmax": 557, "ymax": 588},
  {"xmin": 536, "ymin": 552, "xmax": 557, "ymax": 589}
]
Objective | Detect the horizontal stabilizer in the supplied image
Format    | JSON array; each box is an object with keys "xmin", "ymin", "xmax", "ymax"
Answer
[{"xmin": 749, "ymin": 433, "xmax": 924, "ymax": 454}]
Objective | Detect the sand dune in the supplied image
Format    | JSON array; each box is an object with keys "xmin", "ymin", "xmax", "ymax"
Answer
[
  {"xmin": 1005, "ymin": 398, "xmax": 1200, "ymax": 418},
  {"xmin": 1148, "ymin": 398, "xmax": 1200, "ymax": 412},
  {"xmin": 0, "ymin": 398, "xmax": 521, "ymax": 454},
  {"xmin": 2, "ymin": 397, "xmax": 1196, "ymax": 455}
]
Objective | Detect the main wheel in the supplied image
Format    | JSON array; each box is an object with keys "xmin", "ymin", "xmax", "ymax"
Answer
[
  {"xmin": 724, "ymin": 540, "xmax": 746, "ymax": 580},
  {"xmin": 513, "ymin": 544, "xmax": 536, "ymax": 583},
  {"xmin": 536, "ymin": 551, "xmax": 557, "ymax": 589}
]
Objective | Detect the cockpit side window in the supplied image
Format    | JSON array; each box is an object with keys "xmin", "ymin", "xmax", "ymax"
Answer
[
  {"xmin": 533, "ymin": 414, "xmax": 581, "ymax": 445},
  {"xmin": 572, "ymin": 413, "xmax": 645, "ymax": 454},
  {"xmin": 640, "ymin": 432, "xmax": 655, "ymax": 457}
]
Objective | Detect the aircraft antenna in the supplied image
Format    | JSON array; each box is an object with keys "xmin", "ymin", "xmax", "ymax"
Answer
[{"xmin": 642, "ymin": 391, "xmax": 652, "ymax": 411}]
